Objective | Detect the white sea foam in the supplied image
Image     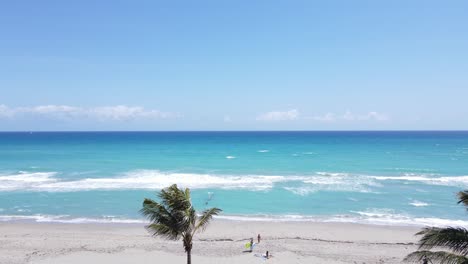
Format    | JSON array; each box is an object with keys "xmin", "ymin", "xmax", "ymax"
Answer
[
  {"xmin": 0, "ymin": 171, "xmax": 58, "ymax": 191},
  {"xmin": 257, "ymin": 150, "xmax": 269, "ymax": 153},
  {"xmin": 409, "ymin": 201, "xmax": 429, "ymax": 207},
  {"xmin": 0, "ymin": 170, "xmax": 380, "ymax": 193},
  {"xmin": 215, "ymin": 214, "xmax": 321, "ymax": 222},
  {"xmin": 0, "ymin": 170, "xmax": 296, "ymax": 192},
  {"xmin": 0, "ymin": 214, "xmax": 68, "ymax": 222},
  {"xmin": 0, "ymin": 214, "xmax": 145, "ymax": 224},
  {"xmin": 0, "ymin": 171, "xmax": 57, "ymax": 182},
  {"xmin": 1, "ymin": 212, "xmax": 467, "ymax": 227},
  {"xmin": 285, "ymin": 174, "xmax": 379, "ymax": 195},
  {"xmin": 372, "ymin": 175, "xmax": 430, "ymax": 181},
  {"xmin": 343, "ymin": 209, "xmax": 468, "ymax": 227},
  {"xmin": 283, "ymin": 187, "xmax": 314, "ymax": 196},
  {"xmin": 372, "ymin": 174, "xmax": 468, "ymax": 187},
  {"xmin": 43, "ymin": 217, "xmax": 145, "ymax": 224},
  {"xmin": 225, "ymin": 156, "xmax": 236, "ymax": 159},
  {"xmin": 44, "ymin": 171, "xmax": 287, "ymax": 191},
  {"xmin": 209, "ymin": 213, "xmax": 468, "ymax": 227},
  {"xmin": 3, "ymin": 170, "xmax": 468, "ymax": 193},
  {"xmin": 316, "ymin": 172, "xmax": 348, "ymax": 177},
  {"xmin": 385, "ymin": 167, "xmax": 436, "ymax": 172}
]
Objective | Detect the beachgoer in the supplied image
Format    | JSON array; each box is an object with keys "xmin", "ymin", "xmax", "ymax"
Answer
[
  {"xmin": 265, "ymin": 251, "xmax": 269, "ymax": 259},
  {"xmin": 422, "ymin": 256, "xmax": 428, "ymax": 264},
  {"xmin": 250, "ymin": 238, "xmax": 254, "ymax": 252},
  {"xmin": 257, "ymin": 233, "xmax": 261, "ymax": 243}
]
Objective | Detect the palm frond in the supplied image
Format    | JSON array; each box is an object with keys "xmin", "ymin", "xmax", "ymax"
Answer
[
  {"xmin": 141, "ymin": 199, "xmax": 187, "ymax": 238},
  {"xmin": 458, "ymin": 191, "xmax": 468, "ymax": 209},
  {"xmin": 404, "ymin": 250, "xmax": 468, "ymax": 264},
  {"xmin": 195, "ymin": 207, "xmax": 222, "ymax": 233},
  {"xmin": 159, "ymin": 184, "xmax": 191, "ymax": 212},
  {"xmin": 140, "ymin": 199, "xmax": 170, "ymax": 222},
  {"xmin": 146, "ymin": 223, "xmax": 180, "ymax": 240},
  {"xmin": 186, "ymin": 207, "xmax": 196, "ymax": 230},
  {"xmin": 417, "ymin": 227, "xmax": 468, "ymax": 255},
  {"xmin": 184, "ymin": 187, "xmax": 191, "ymax": 201}
]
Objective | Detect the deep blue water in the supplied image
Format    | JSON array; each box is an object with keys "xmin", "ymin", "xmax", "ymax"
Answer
[{"xmin": 1, "ymin": 131, "xmax": 468, "ymax": 226}]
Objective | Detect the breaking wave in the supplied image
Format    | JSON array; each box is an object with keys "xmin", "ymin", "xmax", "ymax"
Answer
[
  {"xmin": 371, "ymin": 174, "xmax": 468, "ymax": 187},
  {"xmin": 409, "ymin": 201, "xmax": 430, "ymax": 207},
  {"xmin": 2, "ymin": 170, "xmax": 468, "ymax": 193},
  {"xmin": 0, "ymin": 214, "xmax": 145, "ymax": 224},
  {"xmin": 344, "ymin": 209, "xmax": 468, "ymax": 227},
  {"xmin": 2, "ymin": 212, "xmax": 468, "ymax": 227},
  {"xmin": 0, "ymin": 170, "xmax": 380, "ymax": 193}
]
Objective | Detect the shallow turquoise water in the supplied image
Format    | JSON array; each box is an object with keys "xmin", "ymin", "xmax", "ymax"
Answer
[{"xmin": 1, "ymin": 131, "xmax": 468, "ymax": 226}]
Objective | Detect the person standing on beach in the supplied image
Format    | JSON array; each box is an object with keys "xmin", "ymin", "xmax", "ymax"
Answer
[
  {"xmin": 250, "ymin": 238, "xmax": 254, "ymax": 252},
  {"xmin": 422, "ymin": 256, "xmax": 428, "ymax": 264},
  {"xmin": 257, "ymin": 234, "xmax": 261, "ymax": 243}
]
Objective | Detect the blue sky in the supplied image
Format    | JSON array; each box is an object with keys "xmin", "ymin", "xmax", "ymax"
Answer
[{"xmin": 0, "ymin": 1, "xmax": 467, "ymax": 131}]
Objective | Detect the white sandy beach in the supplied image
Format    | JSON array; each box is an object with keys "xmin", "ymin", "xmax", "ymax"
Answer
[{"xmin": 0, "ymin": 220, "xmax": 420, "ymax": 264}]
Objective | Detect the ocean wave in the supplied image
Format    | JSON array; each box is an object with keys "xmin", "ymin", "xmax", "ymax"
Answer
[
  {"xmin": 218, "ymin": 213, "xmax": 468, "ymax": 227},
  {"xmin": 342, "ymin": 209, "xmax": 468, "ymax": 227},
  {"xmin": 284, "ymin": 173, "xmax": 379, "ymax": 195},
  {"xmin": 371, "ymin": 174, "xmax": 468, "ymax": 187},
  {"xmin": 0, "ymin": 171, "xmax": 58, "ymax": 191},
  {"xmin": 0, "ymin": 214, "xmax": 145, "ymax": 224},
  {"xmin": 2, "ymin": 212, "xmax": 467, "ymax": 227},
  {"xmin": 409, "ymin": 201, "xmax": 430, "ymax": 207},
  {"xmin": 316, "ymin": 172, "xmax": 348, "ymax": 177},
  {"xmin": 0, "ymin": 171, "xmax": 57, "ymax": 182},
  {"xmin": 384, "ymin": 167, "xmax": 437, "ymax": 172},
  {"xmin": 225, "ymin": 156, "xmax": 236, "ymax": 159},
  {"xmin": 0, "ymin": 170, "xmax": 296, "ymax": 192},
  {"xmin": 0, "ymin": 170, "xmax": 381, "ymax": 193},
  {"xmin": 257, "ymin": 150, "xmax": 269, "ymax": 153},
  {"xmin": 40, "ymin": 170, "xmax": 288, "ymax": 191},
  {"xmin": 3, "ymin": 170, "xmax": 468, "ymax": 193}
]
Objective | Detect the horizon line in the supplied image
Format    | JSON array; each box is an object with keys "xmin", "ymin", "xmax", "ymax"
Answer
[{"xmin": 1, "ymin": 130, "xmax": 468, "ymax": 133}]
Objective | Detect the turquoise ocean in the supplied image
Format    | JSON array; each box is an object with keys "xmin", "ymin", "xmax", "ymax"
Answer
[{"xmin": 1, "ymin": 131, "xmax": 468, "ymax": 226}]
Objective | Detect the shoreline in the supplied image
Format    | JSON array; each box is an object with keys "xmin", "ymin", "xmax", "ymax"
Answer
[
  {"xmin": 0, "ymin": 220, "xmax": 420, "ymax": 264},
  {"xmin": 1, "ymin": 212, "xmax": 467, "ymax": 228}
]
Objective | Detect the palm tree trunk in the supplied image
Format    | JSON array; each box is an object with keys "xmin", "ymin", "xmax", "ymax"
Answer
[
  {"xmin": 186, "ymin": 249, "xmax": 191, "ymax": 264},
  {"xmin": 184, "ymin": 235, "xmax": 193, "ymax": 264}
]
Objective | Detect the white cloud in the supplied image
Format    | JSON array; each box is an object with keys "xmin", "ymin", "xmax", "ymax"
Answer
[
  {"xmin": 311, "ymin": 112, "xmax": 336, "ymax": 122},
  {"xmin": 0, "ymin": 104, "xmax": 15, "ymax": 118},
  {"xmin": 0, "ymin": 105, "xmax": 180, "ymax": 121},
  {"xmin": 256, "ymin": 109, "xmax": 299, "ymax": 122},
  {"xmin": 256, "ymin": 109, "xmax": 388, "ymax": 123},
  {"xmin": 89, "ymin": 106, "xmax": 175, "ymax": 121},
  {"xmin": 358, "ymin": 111, "xmax": 388, "ymax": 121},
  {"xmin": 342, "ymin": 110, "xmax": 355, "ymax": 121},
  {"xmin": 307, "ymin": 111, "xmax": 389, "ymax": 122},
  {"xmin": 223, "ymin": 115, "xmax": 232, "ymax": 122},
  {"xmin": 30, "ymin": 105, "xmax": 80, "ymax": 114}
]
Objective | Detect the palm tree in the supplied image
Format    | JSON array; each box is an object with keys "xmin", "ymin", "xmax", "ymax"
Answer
[
  {"xmin": 140, "ymin": 184, "xmax": 222, "ymax": 264},
  {"xmin": 404, "ymin": 191, "xmax": 468, "ymax": 264}
]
